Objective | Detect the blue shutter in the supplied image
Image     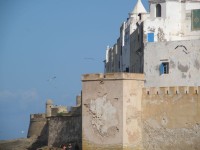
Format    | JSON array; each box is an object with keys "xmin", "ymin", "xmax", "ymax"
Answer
[
  {"xmin": 147, "ymin": 33, "xmax": 154, "ymax": 42},
  {"xmin": 160, "ymin": 63, "xmax": 164, "ymax": 75}
]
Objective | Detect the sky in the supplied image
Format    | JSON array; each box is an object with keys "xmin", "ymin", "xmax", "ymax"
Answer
[{"xmin": 0, "ymin": 0, "xmax": 149, "ymax": 140}]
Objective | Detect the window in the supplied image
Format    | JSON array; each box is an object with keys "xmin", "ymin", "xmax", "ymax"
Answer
[
  {"xmin": 138, "ymin": 13, "xmax": 142, "ymax": 20},
  {"xmin": 191, "ymin": 9, "xmax": 200, "ymax": 31},
  {"xmin": 160, "ymin": 62, "xmax": 169, "ymax": 75},
  {"xmin": 147, "ymin": 33, "xmax": 154, "ymax": 42},
  {"xmin": 120, "ymin": 46, "xmax": 122, "ymax": 55},
  {"xmin": 156, "ymin": 4, "xmax": 161, "ymax": 17},
  {"xmin": 126, "ymin": 67, "xmax": 129, "ymax": 72}
]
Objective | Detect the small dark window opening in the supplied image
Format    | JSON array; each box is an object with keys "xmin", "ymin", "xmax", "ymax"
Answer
[
  {"xmin": 138, "ymin": 13, "xmax": 142, "ymax": 20},
  {"xmin": 120, "ymin": 46, "xmax": 122, "ymax": 55},
  {"xmin": 156, "ymin": 4, "xmax": 161, "ymax": 17},
  {"xmin": 160, "ymin": 62, "xmax": 169, "ymax": 75},
  {"xmin": 126, "ymin": 67, "xmax": 129, "ymax": 72}
]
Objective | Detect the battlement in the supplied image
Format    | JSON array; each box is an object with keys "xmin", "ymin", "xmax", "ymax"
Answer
[
  {"xmin": 30, "ymin": 113, "xmax": 46, "ymax": 121},
  {"xmin": 51, "ymin": 106, "xmax": 68, "ymax": 116},
  {"xmin": 82, "ymin": 73, "xmax": 144, "ymax": 81},
  {"xmin": 143, "ymin": 86, "xmax": 200, "ymax": 95}
]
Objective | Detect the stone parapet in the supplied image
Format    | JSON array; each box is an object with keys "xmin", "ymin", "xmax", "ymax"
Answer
[
  {"xmin": 143, "ymin": 86, "xmax": 199, "ymax": 95},
  {"xmin": 82, "ymin": 73, "xmax": 145, "ymax": 81}
]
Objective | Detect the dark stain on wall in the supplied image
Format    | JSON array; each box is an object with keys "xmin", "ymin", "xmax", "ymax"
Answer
[
  {"xmin": 194, "ymin": 59, "xmax": 200, "ymax": 70},
  {"xmin": 178, "ymin": 62, "xmax": 189, "ymax": 72}
]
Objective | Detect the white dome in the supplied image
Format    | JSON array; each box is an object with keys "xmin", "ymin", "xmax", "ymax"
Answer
[{"xmin": 46, "ymin": 99, "xmax": 53, "ymax": 105}]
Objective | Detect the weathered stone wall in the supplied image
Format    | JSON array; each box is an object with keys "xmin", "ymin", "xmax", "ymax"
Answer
[
  {"xmin": 123, "ymin": 76, "xmax": 144, "ymax": 149},
  {"xmin": 27, "ymin": 114, "xmax": 47, "ymax": 138},
  {"xmin": 48, "ymin": 115, "xmax": 81, "ymax": 148},
  {"xmin": 82, "ymin": 73, "xmax": 144, "ymax": 150},
  {"xmin": 144, "ymin": 39, "xmax": 200, "ymax": 87},
  {"xmin": 142, "ymin": 86, "xmax": 200, "ymax": 150}
]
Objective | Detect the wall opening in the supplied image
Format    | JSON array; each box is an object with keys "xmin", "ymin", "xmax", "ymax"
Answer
[
  {"xmin": 126, "ymin": 67, "xmax": 129, "ymax": 72},
  {"xmin": 156, "ymin": 4, "xmax": 161, "ymax": 17},
  {"xmin": 147, "ymin": 33, "xmax": 154, "ymax": 42},
  {"xmin": 138, "ymin": 13, "xmax": 142, "ymax": 20},
  {"xmin": 160, "ymin": 62, "xmax": 169, "ymax": 75}
]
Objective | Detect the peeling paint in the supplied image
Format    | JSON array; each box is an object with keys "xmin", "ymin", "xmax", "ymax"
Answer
[
  {"xmin": 157, "ymin": 28, "xmax": 166, "ymax": 42},
  {"xmin": 148, "ymin": 27, "xmax": 155, "ymax": 32},
  {"xmin": 89, "ymin": 95, "xmax": 119, "ymax": 137}
]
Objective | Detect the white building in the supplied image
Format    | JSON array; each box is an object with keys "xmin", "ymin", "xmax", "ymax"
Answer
[{"xmin": 105, "ymin": 0, "xmax": 200, "ymax": 87}]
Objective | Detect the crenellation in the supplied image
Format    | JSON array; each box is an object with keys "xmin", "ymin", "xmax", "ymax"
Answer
[
  {"xmin": 143, "ymin": 86, "xmax": 200, "ymax": 95},
  {"xmin": 30, "ymin": 113, "xmax": 46, "ymax": 120},
  {"xmin": 156, "ymin": 87, "xmax": 162, "ymax": 95},
  {"xmin": 179, "ymin": 86, "xmax": 186, "ymax": 94},
  {"xmin": 82, "ymin": 73, "xmax": 104, "ymax": 81},
  {"xmin": 164, "ymin": 87, "xmax": 169, "ymax": 95},
  {"xmin": 169, "ymin": 87, "xmax": 178, "ymax": 95},
  {"xmin": 82, "ymin": 73, "xmax": 145, "ymax": 81}
]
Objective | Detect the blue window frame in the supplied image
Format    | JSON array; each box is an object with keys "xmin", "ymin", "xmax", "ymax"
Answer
[
  {"xmin": 147, "ymin": 33, "xmax": 154, "ymax": 42},
  {"xmin": 160, "ymin": 62, "xmax": 169, "ymax": 75}
]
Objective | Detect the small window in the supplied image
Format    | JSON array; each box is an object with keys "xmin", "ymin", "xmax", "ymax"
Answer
[
  {"xmin": 160, "ymin": 62, "xmax": 169, "ymax": 75},
  {"xmin": 138, "ymin": 13, "xmax": 142, "ymax": 20},
  {"xmin": 156, "ymin": 4, "xmax": 161, "ymax": 17},
  {"xmin": 147, "ymin": 33, "xmax": 154, "ymax": 42}
]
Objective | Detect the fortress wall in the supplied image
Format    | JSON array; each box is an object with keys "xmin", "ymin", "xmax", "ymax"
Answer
[
  {"xmin": 48, "ymin": 115, "xmax": 81, "ymax": 148},
  {"xmin": 123, "ymin": 77, "xmax": 144, "ymax": 150},
  {"xmin": 82, "ymin": 73, "xmax": 144, "ymax": 150},
  {"xmin": 142, "ymin": 86, "xmax": 200, "ymax": 150},
  {"xmin": 27, "ymin": 114, "xmax": 47, "ymax": 138}
]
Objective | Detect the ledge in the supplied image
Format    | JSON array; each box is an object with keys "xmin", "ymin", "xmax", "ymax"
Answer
[{"xmin": 82, "ymin": 73, "xmax": 145, "ymax": 81}]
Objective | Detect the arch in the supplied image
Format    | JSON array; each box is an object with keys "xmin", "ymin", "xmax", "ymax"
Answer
[{"xmin": 156, "ymin": 4, "xmax": 161, "ymax": 17}]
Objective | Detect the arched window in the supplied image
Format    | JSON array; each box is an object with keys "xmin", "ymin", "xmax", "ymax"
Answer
[{"xmin": 156, "ymin": 4, "xmax": 161, "ymax": 17}]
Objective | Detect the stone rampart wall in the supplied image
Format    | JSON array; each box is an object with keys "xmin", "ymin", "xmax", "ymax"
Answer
[
  {"xmin": 142, "ymin": 86, "xmax": 200, "ymax": 150},
  {"xmin": 48, "ymin": 115, "xmax": 81, "ymax": 148},
  {"xmin": 27, "ymin": 113, "xmax": 47, "ymax": 138}
]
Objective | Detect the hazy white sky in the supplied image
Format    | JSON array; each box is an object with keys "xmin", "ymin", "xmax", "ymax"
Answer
[{"xmin": 0, "ymin": 0, "xmax": 149, "ymax": 140}]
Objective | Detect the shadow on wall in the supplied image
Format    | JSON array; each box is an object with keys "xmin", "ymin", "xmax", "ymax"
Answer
[
  {"xmin": 49, "ymin": 115, "xmax": 82, "ymax": 150},
  {"xmin": 28, "ymin": 123, "xmax": 48, "ymax": 150}
]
